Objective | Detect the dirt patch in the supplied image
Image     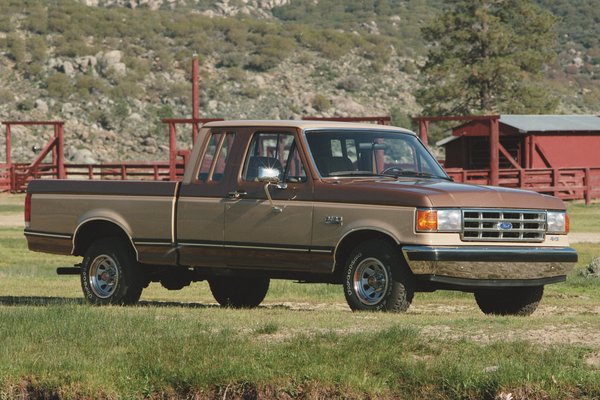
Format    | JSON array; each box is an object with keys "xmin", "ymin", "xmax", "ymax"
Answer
[
  {"xmin": 569, "ymin": 232, "xmax": 600, "ymax": 243},
  {"xmin": 585, "ymin": 351, "xmax": 600, "ymax": 369},
  {"xmin": 0, "ymin": 214, "xmax": 22, "ymax": 227},
  {"xmin": 262, "ymin": 301, "xmax": 600, "ymax": 350}
]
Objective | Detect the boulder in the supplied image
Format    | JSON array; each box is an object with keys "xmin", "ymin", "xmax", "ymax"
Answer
[
  {"xmin": 59, "ymin": 61, "xmax": 75, "ymax": 76},
  {"xmin": 70, "ymin": 149, "xmax": 97, "ymax": 164},
  {"xmin": 34, "ymin": 99, "xmax": 48, "ymax": 114}
]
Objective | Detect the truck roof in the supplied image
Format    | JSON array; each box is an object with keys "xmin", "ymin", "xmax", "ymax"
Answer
[{"xmin": 202, "ymin": 119, "xmax": 416, "ymax": 135}]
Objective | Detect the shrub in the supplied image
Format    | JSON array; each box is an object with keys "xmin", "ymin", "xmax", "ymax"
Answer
[
  {"xmin": 156, "ymin": 105, "xmax": 174, "ymax": 120},
  {"xmin": 336, "ymin": 76, "xmax": 364, "ymax": 92},
  {"xmin": 390, "ymin": 107, "xmax": 413, "ymax": 129},
  {"xmin": 24, "ymin": 3, "xmax": 48, "ymax": 34},
  {"xmin": 312, "ymin": 94, "xmax": 331, "ymax": 112},
  {"xmin": 28, "ymin": 36, "xmax": 47, "ymax": 63},
  {"xmin": 6, "ymin": 33, "xmax": 25, "ymax": 64},
  {"xmin": 75, "ymin": 75, "xmax": 108, "ymax": 99},
  {"xmin": 240, "ymin": 85, "xmax": 261, "ymax": 99},
  {"xmin": 111, "ymin": 79, "xmax": 142, "ymax": 99},
  {"xmin": 218, "ymin": 52, "xmax": 245, "ymax": 68},
  {"xmin": 24, "ymin": 63, "xmax": 44, "ymax": 80},
  {"xmin": 0, "ymin": 89, "xmax": 15, "ymax": 105},
  {"xmin": 113, "ymin": 100, "xmax": 130, "ymax": 119},
  {"xmin": 45, "ymin": 73, "xmax": 72, "ymax": 99},
  {"xmin": 17, "ymin": 99, "xmax": 35, "ymax": 111},
  {"xmin": 225, "ymin": 26, "xmax": 248, "ymax": 47},
  {"xmin": 226, "ymin": 67, "xmax": 246, "ymax": 82},
  {"xmin": 400, "ymin": 60, "xmax": 417, "ymax": 74},
  {"xmin": 245, "ymin": 54, "xmax": 279, "ymax": 72}
]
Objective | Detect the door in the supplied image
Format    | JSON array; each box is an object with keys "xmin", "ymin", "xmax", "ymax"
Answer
[
  {"xmin": 224, "ymin": 129, "xmax": 314, "ymax": 271},
  {"xmin": 177, "ymin": 130, "xmax": 236, "ymax": 267}
]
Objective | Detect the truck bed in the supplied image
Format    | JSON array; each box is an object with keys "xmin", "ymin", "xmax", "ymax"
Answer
[{"xmin": 25, "ymin": 179, "xmax": 178, "ymax": 264}]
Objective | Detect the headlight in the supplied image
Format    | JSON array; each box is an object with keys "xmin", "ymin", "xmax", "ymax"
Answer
[
  {"xmin": 416, "ymin": 209, "xmax": 462, "ymax": 232},
  {"xmin": 547, "ymin": 211, "xmax": 569, "ymax": 234}
]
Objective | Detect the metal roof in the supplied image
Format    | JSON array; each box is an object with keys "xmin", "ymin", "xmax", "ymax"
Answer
[
  {"xmin": 436, "ymin": 135, "xmax": 460, "ymax": 146},
  {"xmin": 500, "ymin": 115, "xmax": 600, "ymax": 133}
]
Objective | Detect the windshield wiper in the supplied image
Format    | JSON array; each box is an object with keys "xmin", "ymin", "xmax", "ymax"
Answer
[
  {"xmin": 384, "ymin": 171, "xmax": 453, "ymax": 181},
  {"xmin": 330, "ymin": 171, "xmax": 393, "ymax": 177}
]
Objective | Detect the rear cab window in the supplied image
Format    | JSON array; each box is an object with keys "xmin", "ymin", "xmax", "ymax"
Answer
[{"xmin": 197, "ymin": 132, "xmax": 235, "ymax": 183}]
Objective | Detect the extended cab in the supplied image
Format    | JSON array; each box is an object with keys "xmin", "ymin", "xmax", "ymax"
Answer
[{"xmin": 25, "ymin": 120, "xmax": 577, "ymax": 315}]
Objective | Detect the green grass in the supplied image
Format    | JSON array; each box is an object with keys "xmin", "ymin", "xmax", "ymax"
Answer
[
  {"xmin": 0, "ymin": 194, "xmax": 24, "ymax": 215},
  {"xmin": 1, "ymin": 196, "xmax": 600, "ymax": 398},
  {"xmin": 567, "ymin": 201, "xmax": 600, "ymax": 233},
  {"xmin": 1, "ymin": 305, "xmax": 599, "ymax": 399}
]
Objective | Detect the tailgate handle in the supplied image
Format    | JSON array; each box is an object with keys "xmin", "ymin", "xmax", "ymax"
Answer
[{"xmin": 228, "ymin": 190, "xmax": 247, "ymax": 199}]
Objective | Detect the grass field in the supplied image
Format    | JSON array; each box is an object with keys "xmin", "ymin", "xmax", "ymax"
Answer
[
  {"xmin": 1, "ymin": 196, "xmax": 599, "ymax": 399},
  {"xmin": 567, "ymin": 201, "xmax": 600, "ymax": 233}
]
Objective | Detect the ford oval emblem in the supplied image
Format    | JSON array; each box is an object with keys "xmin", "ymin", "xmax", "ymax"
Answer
[{"xmin": 498, "ymin": 222, "xmax": 513, "ymax": 230}]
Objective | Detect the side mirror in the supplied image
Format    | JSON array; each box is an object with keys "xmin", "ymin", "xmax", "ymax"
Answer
[
  {"xmin": 258, "ymin": 167, "xmax": 285, "ymax": 213},
  {"xmin": 257, "ymin": 167, "xmax": 281, "ymax": 183}
]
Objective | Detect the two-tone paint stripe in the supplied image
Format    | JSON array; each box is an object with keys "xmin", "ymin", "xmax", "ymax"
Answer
[
  {"xmin": 25, "ymin": 230, "xmax": 335, "ymax": 255},
  {"xmin": 136, "ymin": 239, "xmax": 334, "ymax": 254},
  {"xmin": 24, "ymin": 230, "xmax": 72, "ymax": 240}
]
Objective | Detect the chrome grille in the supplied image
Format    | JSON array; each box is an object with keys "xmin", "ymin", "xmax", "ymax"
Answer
[{"xmin": 462, "ymin": 209, "xmax": 546, "ymax": 242}]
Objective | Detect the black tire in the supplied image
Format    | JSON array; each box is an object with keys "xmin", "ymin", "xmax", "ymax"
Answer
[
  {"xmin": 209, "ymin": 276, "xmax": 270, "ymax": 308},
  {"xmin": 343, "ymin": 239, "xmax": 414, "ymax": 312},
  {"xmin": 80, "ymin": 237, "xmax": 143, "ymax": 305},
  {"xmin": 474, "ymin": 286, "xmax": 544, "ymax": 316}
]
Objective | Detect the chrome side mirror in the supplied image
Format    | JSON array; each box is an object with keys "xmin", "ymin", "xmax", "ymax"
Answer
[
  {"xmin": 257, "ymin": 167, "xmax": 281, "ymax": 184},
  {"xmin": 258, "ymin": 167, "xmax": 285, "ymax": 213}
]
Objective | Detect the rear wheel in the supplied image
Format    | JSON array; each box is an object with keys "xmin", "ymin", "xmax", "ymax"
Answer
[
  {"xmin": 474, "ymin": 286, "xmax": 544, "ymax": 316},
  {"xmin": 81, "ymin": 238, "xmax": 143, "ymax": 305},
  {"xmin": 343, "ymin": 240, "xmax": 414, "ymax": 312},
  {"xmin": 209, "ymin": 277, "xmax": 270, "ymax": 308}
]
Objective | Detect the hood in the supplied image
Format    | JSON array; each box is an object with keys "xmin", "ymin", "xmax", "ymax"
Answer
[{"xmin": 315, "ymin": 177, "xmax": 565, "ymax": 210}]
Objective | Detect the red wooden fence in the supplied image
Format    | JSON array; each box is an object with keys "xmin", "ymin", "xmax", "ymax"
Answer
[
  {"xmin": 2, "ymin": 161, "xmax": 598, "ymax": 204},
  {"xmin": 445, "ymin": 167, "xmax": 600, "ymax": 204}
]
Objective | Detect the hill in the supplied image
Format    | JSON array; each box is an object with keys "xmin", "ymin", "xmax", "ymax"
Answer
[{"xmin": 0, "ymin": 0, "xmax": 598, "ymax": 163}]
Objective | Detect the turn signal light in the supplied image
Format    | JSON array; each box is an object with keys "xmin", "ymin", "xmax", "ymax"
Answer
[
  {"xmin": 565, "ymin": 213, "xmax": 570, "ymax": 234},
  {"xmin": 416, "ymin": 210, "xmax": 437, "ymax": 232},
  {"xmin": 24, "ymin": 193, "xmax": 31, "ymax": 227}
]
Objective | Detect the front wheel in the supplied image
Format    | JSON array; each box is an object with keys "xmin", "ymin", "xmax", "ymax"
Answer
[
  {"xmin": 208, "ymin": 276, "xmax": 270, "ymax": 308},
  {"xmin": 80, "ymin": 237, "xmax": 143, "ymax": 305},
  {"xmin": 474, "ymin": 286, "xmax": 544, "ymax": 316},
  {"xmin": 343, "ymin": 240, "xmax": 414, "ymax": 312}
]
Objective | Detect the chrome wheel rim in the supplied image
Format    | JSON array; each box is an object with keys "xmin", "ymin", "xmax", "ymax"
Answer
[
  {"xmin": 89, "ymin": 255, "xmax": 119, "ymax": 299},
  {"xmin": 353, "ymin": 257, "xmax": 389, "ymax": 306}
]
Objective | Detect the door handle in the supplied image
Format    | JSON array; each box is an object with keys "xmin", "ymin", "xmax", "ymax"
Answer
[{"xmin": 227, "ymin": 190, "xmax": 247, "ymax": 199}]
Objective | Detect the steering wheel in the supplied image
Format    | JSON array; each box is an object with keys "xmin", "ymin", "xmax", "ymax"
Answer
[{"xmin": 381, "ymin": 166, "xmax": 403, "ymax": 175}]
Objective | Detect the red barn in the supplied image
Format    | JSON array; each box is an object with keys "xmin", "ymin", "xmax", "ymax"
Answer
[
  {"xmin": 439, "ymin": 115, "xmax": 600, "ymax": 169},
  {"xmin": 430, "ymin": 114, "xmax": 600, "ymax": 203}
]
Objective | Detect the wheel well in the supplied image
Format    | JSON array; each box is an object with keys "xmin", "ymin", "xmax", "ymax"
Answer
[
  {"xmin": 73, "ymin": 220, "xmax": 134, "ymax": 257},
  {"xmin": 333, "ymin": 230, "xmax": 400, "ymax": 282}
]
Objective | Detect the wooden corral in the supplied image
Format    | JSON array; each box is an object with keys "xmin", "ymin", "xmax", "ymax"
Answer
[{"xmin": 426, "ymin": 115, "xmax": 600, "ymax": 204}]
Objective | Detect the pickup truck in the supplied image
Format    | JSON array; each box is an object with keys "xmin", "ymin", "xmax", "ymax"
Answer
[{"xmin": 24, "ymin": 120, "xmax": 577, "ymax": 315}]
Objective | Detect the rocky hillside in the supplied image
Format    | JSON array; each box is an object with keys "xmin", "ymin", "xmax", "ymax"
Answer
[{"xmin": 0, "ymin": 0, "xmax": 598, "ymax": 164}]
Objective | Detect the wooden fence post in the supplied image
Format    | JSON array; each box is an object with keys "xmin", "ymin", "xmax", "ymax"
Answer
[{"xmin": 585, "ymin": 168, "xmax": 591, "ymax": 205}]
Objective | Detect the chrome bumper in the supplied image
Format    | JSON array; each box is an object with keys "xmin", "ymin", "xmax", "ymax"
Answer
[{"xmin": 402, "ymin": 246, "xmax": 577, "ymax": 281}]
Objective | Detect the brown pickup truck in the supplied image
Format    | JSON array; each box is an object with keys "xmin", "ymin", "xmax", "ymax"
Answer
[{"xmin": 25, "ymin": 120, "xmax": 577, "ymax": 315}]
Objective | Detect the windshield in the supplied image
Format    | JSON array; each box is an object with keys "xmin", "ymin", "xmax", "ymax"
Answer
[{"xmin": 305, "ymin": 130, "xmax": 449, "ymax": 179}]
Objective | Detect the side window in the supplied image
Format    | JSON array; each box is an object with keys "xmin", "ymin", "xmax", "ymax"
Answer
[
  {"xmin": 243, "ymin": 132, "xmax": 307, "ymax": 183},
  {"xmin": 197, "ymin": 132, "xmax": 235, "ymax": 182},
  {"xmin": 283, "ymin": 143, "xmax": 307, "ymax": 183}
]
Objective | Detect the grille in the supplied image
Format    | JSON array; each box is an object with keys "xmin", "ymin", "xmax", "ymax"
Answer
[{"xmin": 462, "ymin": 209, "xmax": 546, "ymax": 242}]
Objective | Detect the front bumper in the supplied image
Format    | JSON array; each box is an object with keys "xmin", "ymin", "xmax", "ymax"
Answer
[{"xmin": 402, "ymin": 246, "xmax": 577, "ymax": 282}]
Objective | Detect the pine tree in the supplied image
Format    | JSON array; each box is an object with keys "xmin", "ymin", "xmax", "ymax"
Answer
[{"xmin": 417, "ymin": 0, "xmax": 558, "ymax": 116}]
